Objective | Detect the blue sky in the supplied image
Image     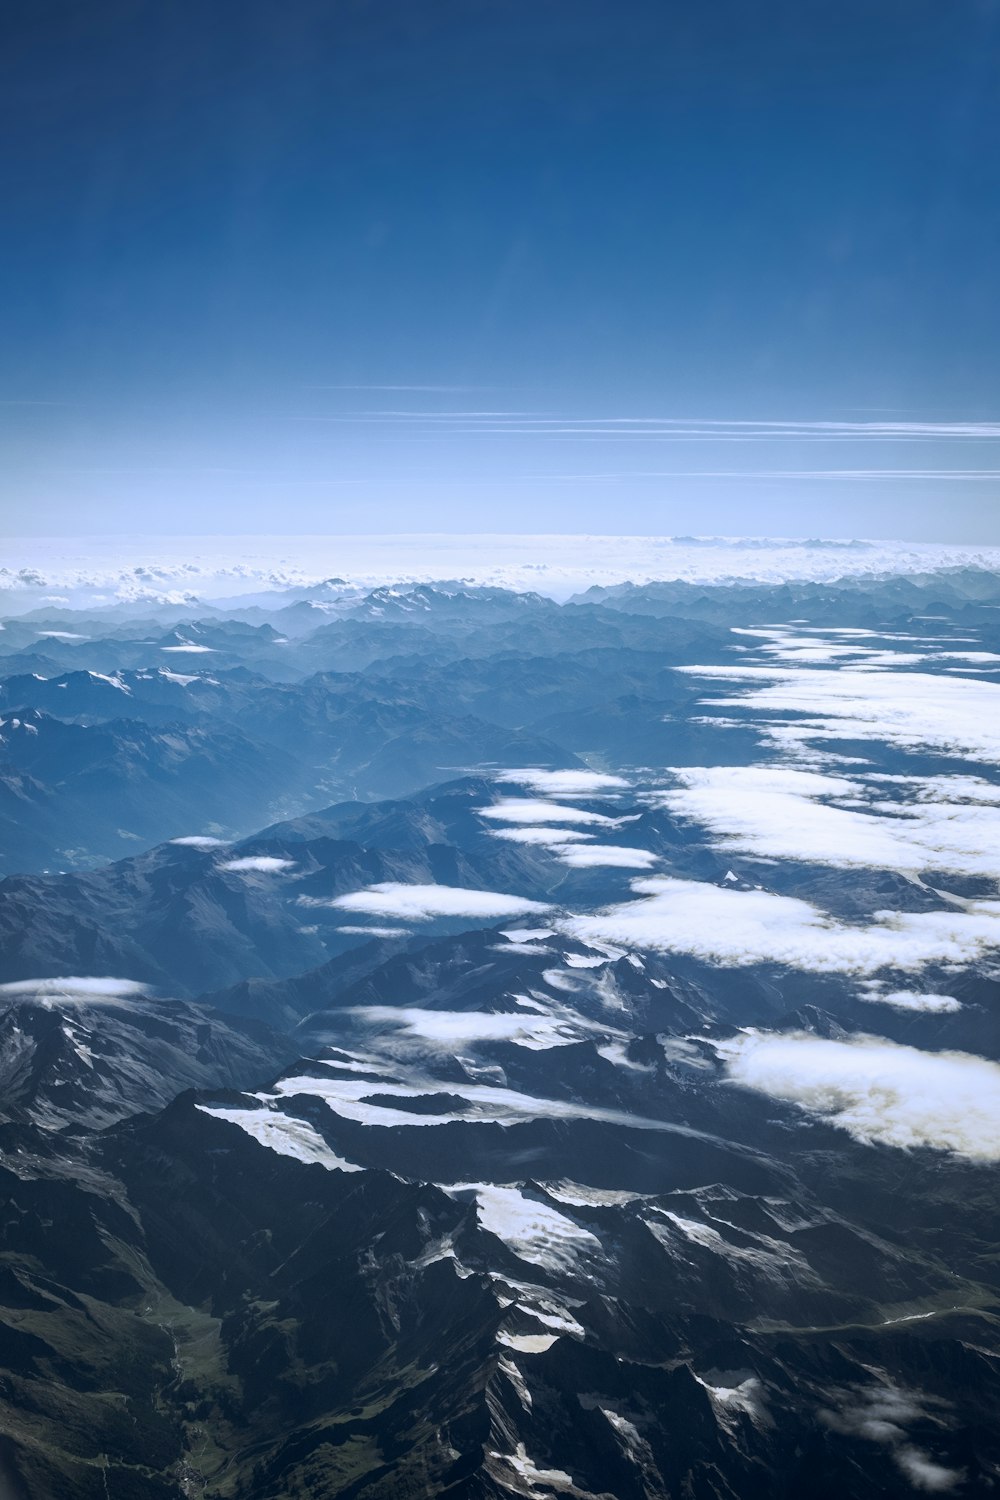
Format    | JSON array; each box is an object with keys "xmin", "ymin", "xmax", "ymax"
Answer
[{"xmin": 2, "ymin": 0, "xmax": 999, "ymax": 538}]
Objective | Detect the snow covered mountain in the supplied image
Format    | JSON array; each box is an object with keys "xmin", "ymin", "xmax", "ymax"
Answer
[{"xmin": 0, "ymin": 568, "xmax": 999, "ymax": 1497}]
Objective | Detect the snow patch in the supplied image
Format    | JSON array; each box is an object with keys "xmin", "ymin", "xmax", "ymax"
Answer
[{"xmin": 197, "ymin": 1105, "xmax": 361, "ymax": 1171}]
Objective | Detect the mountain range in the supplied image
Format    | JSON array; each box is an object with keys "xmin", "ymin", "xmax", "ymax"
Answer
[{"xmin": 1, "ymin": 569, "xmax": 998, "ymax": 1497}]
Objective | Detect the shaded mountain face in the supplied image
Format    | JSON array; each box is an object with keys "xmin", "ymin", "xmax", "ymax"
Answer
[
  {"xmin": 1, "ymin": 988, "xmax": 998, "ymax": 1498},
  {"xmin": 0, "ymin": 671, "xmax": 582, "ymax": 872},
  {"xmin": 0, "ymin": 777, "xmax": 587, "ymax": 997},
  {"xmin": 1, "ymin": 570, "xmax": 1000, "ymax": 1498},
  {"xmin": 0, "ymin": 986, "xmax": 294, "ymax": 1131},
  {"xmin": 16, "ymin": 575, "xmax": 988, "ymax": 878},
  {"xmin": 0, "ymin": 708, "xmax": 303, "ymax": 871}
]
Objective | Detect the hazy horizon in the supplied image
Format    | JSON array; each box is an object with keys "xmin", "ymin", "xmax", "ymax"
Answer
[{"xmin": 5, "ymin": 532, "xmax": 1000, "ymax": 611}]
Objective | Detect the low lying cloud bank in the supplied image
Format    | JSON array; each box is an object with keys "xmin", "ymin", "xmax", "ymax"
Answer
[
  {"xmin": 335, "ymin": 925, "xmax": 412, "ymax": 938},
  {"xmin": 650, "ymin": 764, "xmax": 1000, "ymax": 878},
  {"xmin": 683, "ymin": 664, "xmax": 1000, "ymax": 767},
  {"xmin": 486, "ymin": 826, "xmax": 595, "ymax": 845},
  {"xmin": 480, "ymin": 798, "xmax": 621, "ymax": 827},
  {"xmin": 729, "ymin": 623, "xmax": 1000, "ymax": 676},
  {"xmin": 11, "ymin": 534, "xmax": 1000, "ymax": 606},
  {"xmin": 495, "ymin": 768, "xmax": 630, "ymax": 797},
  {"xmin": 821, "ymin": 1383, "xmax": 962, "ymax": 1493},
  {"xmin": 348, "ymin": 1005, "xmax": 591, "ymax": 1050},
  {"xmin": 220, "ymin": 856, "xmax": 296, "ymax": 873},
  {"xmin": 331, "ymin": 882, "xmax": 551, "ymax": 923},
  {"xmin": 560, "ymin": 876, "xmax": 1000, "ymax": 975},
  {"xmin": 716, "ymin": 1030, "xmax": 1000, "ymax": 1162},
  {"xmin": 0, "ymin": 976, "xmax": 150, "ymax": 1002},
  {"xmin": 556, "ymin": 844, "xmax": 658, "ymax": 869},
  {"xmin": 858, "ymin": 984, "xmax": 962, "ymax": 1014}
]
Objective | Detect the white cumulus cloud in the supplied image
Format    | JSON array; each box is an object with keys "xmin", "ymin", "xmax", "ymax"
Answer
[
  {"xmin": 650, "ymin": 764, "xmax": 1000, "ymax": 878},
  {"xmin": 717, "ymin": 1030, "xmax": 1000, "ymax": 1162},
  {"xmin": 0, "ymin": 977, "xmax": 150, "ymax": 1003},
  {"xmin": 495, "ymin": 768, "xmax": 630, "ymax": 797},
  {"xmin": 220, "ymin": 856, "xmax": 296, "ymax": 873},
  {"xmin": 335, "ymin": 925, "xmax": 412, "ymax": 938},
  {"xmin": 556, "ymin": 844, "xmax": 659, "ymax": 869},
  {"xmin": 560, "ymin": 876, "xmax": 1000, "ymax": 975},
  {"xmin": 858, "ymin": 985, "xmax": 961, "ymax": 1013},
  {"xmin": 685, "ymin": 664, "xmax": 1000, "ymax": 767},
  {"xmin": 348, "ymin": 1005, "xmax": 596, "ymax": 1050},
  {"xmin": 821, "ymin": 1383, "xmax": 963, "ymax": 1492},
  {"xmin": 331, "ymin": 882, "xmax": 552, "ymax": 922},
  {"xmin": 486, "ymin": 826, "xmax": 596, "ymax": 845},
  {"xmin": 480, "ymin": 798, "xmax": 622, "ymax": 826}
]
